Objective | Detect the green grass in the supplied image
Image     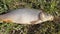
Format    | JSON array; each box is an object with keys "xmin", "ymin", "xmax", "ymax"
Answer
[{"xmin": 0, "ymin": 0, "xmax": 60, "ymax": 34}]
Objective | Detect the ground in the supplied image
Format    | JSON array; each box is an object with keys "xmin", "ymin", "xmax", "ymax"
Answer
[{"xmin": 0, "ymin": 0, "xmax": 60, "ymax": 34}]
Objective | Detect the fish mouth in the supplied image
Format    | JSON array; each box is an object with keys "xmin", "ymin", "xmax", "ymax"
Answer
[{"xmin": 49, "ymin": 16, "xmax": 54, "ymax": 21}]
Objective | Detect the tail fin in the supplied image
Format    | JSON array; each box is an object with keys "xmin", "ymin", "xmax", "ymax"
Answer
[{"xmin": 0, "ymin": 14, "xmax": 13, "ymax": 23}]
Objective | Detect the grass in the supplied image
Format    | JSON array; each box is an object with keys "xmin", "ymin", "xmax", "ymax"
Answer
[{"xmin": 0, "ymin": 0, "xmax": 60, "ymax": 34}]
